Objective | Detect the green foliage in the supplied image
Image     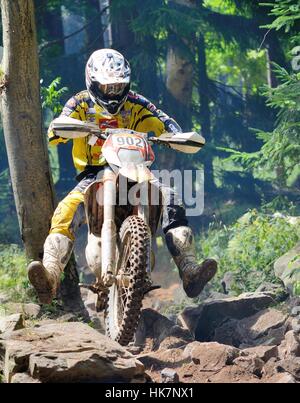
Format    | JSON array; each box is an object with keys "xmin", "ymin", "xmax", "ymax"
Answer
[
  {"xmin": 41, "ymin": 77, "xmax": 68, "ymax": 115},
  {"xmin": 196, "ymin": 209, "xmax": 300, "ymax": 294},
  {"xmin": 0, "ymin": 245, "xmax": 34, "ymax": 303},
  {"xmin": 41, "ymin": 77, "xmax": 68, "ymax": 185},
  {"xmin": 0, "ymin": 170, "xmax": 20, "ymax": 244},
  {"xmin": 262, "ymin": 0, "xmax": 300, "ymax": 33},
  {"xmin": 223, "ymin": 64, "xmax": 300, "ymax": 187}
]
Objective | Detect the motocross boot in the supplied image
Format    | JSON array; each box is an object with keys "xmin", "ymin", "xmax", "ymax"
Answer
[
  {"xmin": 166, "ymin": 226, "xmax": 217, "ymax": 298},
  {"xmin": 28, "ymin": 234, "xmax": 73, "ymax": 304}
]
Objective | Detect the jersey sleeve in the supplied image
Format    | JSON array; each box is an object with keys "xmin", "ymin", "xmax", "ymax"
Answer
[
  {"xmin": 129, "ymin": 93, "xmax": 182, "ymax": 137},
  {"xmin": 48, "ymin": 96, "xmax": 82, "ymax": 146}
]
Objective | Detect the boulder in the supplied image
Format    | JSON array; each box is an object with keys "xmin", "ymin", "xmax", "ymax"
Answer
[
  {"xmin": 264, "ymin": 372, "xmax": 296, "ymax": 383},
  {"xmin": 182, "ymin": 341, "xmax": 240, "ymax": 371},
  {"xmin": 274, "ymin": 242, "xmax": 300, "ymax": 295},
  {"xmin": 137, "ymin": 342, "xmax": 260, "ymax": 383},
  {"xmin": 291, "ymin": 316, "xmax": 300, "ymax": 335},
  {"xmin": 276, "ymin": 358, "xmax": 300, "ymax": 381},
  {"xmin": 233, "ymin": 355, "xmax": 264, "ymax": 377},
  {"xmin": 2, "ymin": 303, "xmax": 41, "ymax": 319},
  {"xmin": 11, "ymin": 373, "xmax": 42, "ymax": 384},
  {"xmin": 212, "ymin": 309, "xmax": 287, "ymax": 348},
  {"xmin": 201, "ymin": 365, "xmax": 261, "ymax": 383},
  {"xmin": 237, "ymin": 308, "xmax": 288, "ymax": 347},
  {"xmin": 291, "ymin": 306, "xmax": 300, "ymax": 317},
  {"xmin": 138, "ymin": 347, "xmax": 190, "ymax": 382},
  {"xmin": 278, "ymin": 330, "xmax": 300, "ymax": 359},
  {"xmin": 242, "ymin": 345, "xmax": 278, "ymax": 363},
  {"xmin": 0, "ymin": 322, "xmax": 145, "ymax": 383},
  {"xmin": 262, "ymin": 356, "xmax": 300, "ymax": 382},
  {"xmin": 179, "ymin": 292, "xmax": 275, "ymax": 341},
  {"xmin": 0, "ymin": 314, "xmax": 25, "ymax": 334},
  {"xmin": 135, "ymin": 309, "xmax": 193, "ymax": 350},
  {"xmin": 255, "ymin": 283, "xmax": 288, "ymax": 303}
]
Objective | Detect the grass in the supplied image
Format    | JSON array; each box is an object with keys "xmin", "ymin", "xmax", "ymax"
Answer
[{"xmin": 0, "ymin": 244, "xmax": 35, "ymax": 303}]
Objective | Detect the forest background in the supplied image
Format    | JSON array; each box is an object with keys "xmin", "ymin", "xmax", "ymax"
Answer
[{"xmin": 0, "ymin": 0, "xmax": 300, "ymax": 302}]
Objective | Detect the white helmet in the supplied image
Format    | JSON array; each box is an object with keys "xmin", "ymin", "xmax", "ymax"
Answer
[{"xmin": 85, "ymin": 49, "xmax": 131, "ymax": 115}]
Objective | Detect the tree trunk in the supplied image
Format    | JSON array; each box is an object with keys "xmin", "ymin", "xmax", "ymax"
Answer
[
  {"xmin": 0, "ymin": 0, "xmax": 55, "ymax": 260},
  {"xmin": 197, "ymin": 34, "xmax": 216, "ymax": 192},
  {"xmin": 265, "ymin": 31, "xmax": 287, "ymax": 88},
  {"xmin": 165, "ymin": 0, "xmax": 196, "ymax": 129},
  {"xmin": 85, "ymin": 0, "xmax": 104, "ymax": 52}
]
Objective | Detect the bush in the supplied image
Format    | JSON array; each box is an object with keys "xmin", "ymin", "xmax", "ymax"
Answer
[
  {"xmin": 196, "ymin": 209, "xmax": 300, "ymax": 294},
  {"xmin": 0, "ymin": 244, "xmax": 33, "ymax": 302}
]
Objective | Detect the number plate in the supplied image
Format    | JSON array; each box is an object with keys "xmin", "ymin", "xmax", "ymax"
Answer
[{"xmin": 112, "ymin": 134, "xmax": 144, "ymax": 149}]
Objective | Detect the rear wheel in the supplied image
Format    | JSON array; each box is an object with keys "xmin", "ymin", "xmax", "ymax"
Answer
[{"xmin": 105, "ymin": 215, "xmax": 150, "ymax": 346}]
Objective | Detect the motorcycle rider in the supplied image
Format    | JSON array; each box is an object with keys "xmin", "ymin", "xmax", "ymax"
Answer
[{"xmin": 28, "ymin": 49, "xmax": 217, "ymax": 305}]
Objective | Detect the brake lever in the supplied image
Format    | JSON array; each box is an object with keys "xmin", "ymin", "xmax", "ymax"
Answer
[
  {"xmin": 148, "ymin": 137, "xmax": 171, "ymax": 148},
  {"xmin": 91, "ymin": 130, "xmax": 108, "ymax": 141}
]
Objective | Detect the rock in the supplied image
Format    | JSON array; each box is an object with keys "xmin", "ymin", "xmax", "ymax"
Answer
[
  {"xmin": 274, "ymin": 242, "xmax": 300, "ymax": 294},
  {"xmin": 126, "ymin": 344, "xmax": 144, "ymax": 355},
  {"xmin": 242, "ymin": 345, "xmax": 278, "ymax": 363},
  {"xmin": 1, "ymin": 303, "xmax": 41, "ymax": 319},
  {"xmin": 264, "ymin": 372, "xmax": 296, "ymax": 383},
  {"xmin": 262, "ymin": 356, "xmax": 300, "ymax": 382},
  {"xmin": 213, "ymin": 309, "xmax": 287, "ymax": 348},
  {"xmin": 0, "ymin": 314, "xmax": 25, "ymax": 334},
  {"xmin": 233, "ymin": 355, "xmax": 264, "ymax": 377},
  {"xmin": 291, "ymin": 306, "xmax": 300, "ymax": 318},
  {"xmin": 292, "ymin": 323, "xmax": 300, "ymax": 335},
  {"xmin": 135, "ymin": 309, "xmax": 193, "ymax": 350},
  {"xmin": 278, "ymin": 330, "xmax": 300, "ymax": 359},
  {"xmin": 261, "ymin": 357, "xmax": 280, "ymax": 378},
  {"xmin": 206, "ymin": 291, "xmax": 229, "ymax": 301},
  {"xmin": 0, "ymin": 322, "xmax": 144, "ymax": 383},
  {"xmin": 22, "ymin": 304, "xmax": 41, "ymax": 319},
  {"xmin": 182, "ymin": 342, "xmax": 240, "ymax": 371},
  {"xmin": 202, "ymin": 365, "xmax": 260, "ymax": 383},
  {"xmin": 11, "ymin": 373, "xmax": 41, "ymax": 383},
  {"xmin": 276, "ymin": 358, "xmax": 300, "ymax": 381},
  {"xmin": 237, "ymin": 309, "xmax": 287, "ymax": 345},
  {"xmin": 255, "ymin": 282, "xmax": 288, "ymax": 303},
  {"xmin": 180, "ymin": 292, "xmax": 275, "ymax": 341},
  {"xmin": 158, "ymin": 325, "xmax": 193, "ymax": 350},
  {"xmin": 161, "ymin": 368, "xmax": 179, "ymax": 383},
  {"xmin": 212, "ymin": 319, "xmax": 240, "ymax": 347},
  {"xmin": 138, "ymin": 347, "xmax": 190, "ymax": 377},
  {"xmin": 221, "ymin": 272, "xmax": 236, "ymax": 294}
]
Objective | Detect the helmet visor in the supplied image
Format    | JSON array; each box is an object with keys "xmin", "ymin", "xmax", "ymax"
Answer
[{"xmin": 98, "ymin": 83, "xmax": 128, "ymax": 99}]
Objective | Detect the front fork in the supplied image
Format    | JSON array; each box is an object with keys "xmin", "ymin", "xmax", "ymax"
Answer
[{"xmin": 101, "ymin": 167, "xmax": 117, "ymax": 286}]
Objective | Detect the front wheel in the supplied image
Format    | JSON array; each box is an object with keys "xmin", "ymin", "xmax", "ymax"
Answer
[{"xmin": 105, "ymin": 215, "xmax": 150, "ymax": 346}]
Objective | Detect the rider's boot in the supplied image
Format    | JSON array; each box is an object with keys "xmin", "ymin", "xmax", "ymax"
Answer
[
  {"xmin": 28, "ymin": 234, "xmax": 73, "ymax": 304},
  {"xmin": 166, "ymin": 226, "xmax": 218, "ymax": 298}
]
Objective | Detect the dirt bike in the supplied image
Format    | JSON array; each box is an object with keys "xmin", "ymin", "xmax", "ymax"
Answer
[{"xmin": 52, "ymin": 116, "xmax": 205, "ymax": 346}]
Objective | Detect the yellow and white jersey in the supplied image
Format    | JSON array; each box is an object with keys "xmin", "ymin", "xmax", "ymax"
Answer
[{"xmin": 48, "ymin": 90, "xmax": 182, "ymax": 172}]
